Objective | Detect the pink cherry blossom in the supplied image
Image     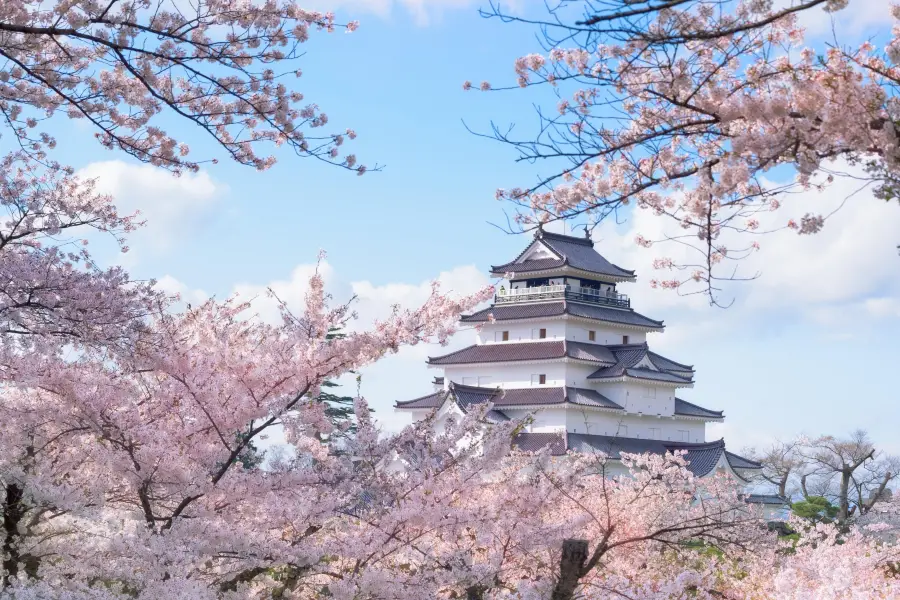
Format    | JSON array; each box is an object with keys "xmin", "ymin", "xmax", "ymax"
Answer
[
  {"xmin": 477, "ymin": 0, "xmax": 900, "ymax": 300},
  {"xmin": 0, "ymin": 0, "xmax": 367, "ymax": 174}
]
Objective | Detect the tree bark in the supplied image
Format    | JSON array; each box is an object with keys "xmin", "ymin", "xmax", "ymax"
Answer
[
  {"xmin": 838, "ymin": 469, "xmax": 851, "ymax": 523},
  {"xmin": 2, "ymin": 483, "xmax": 24, "ymax": 589},
  {"xmin": 551, "ymin": 539, "xmax": 589, "ymax": 600}
]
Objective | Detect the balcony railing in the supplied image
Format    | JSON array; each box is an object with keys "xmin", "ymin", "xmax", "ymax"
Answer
[{"xmin": 496, "ymin": 284, "xmax": 630, "ymax": 308}]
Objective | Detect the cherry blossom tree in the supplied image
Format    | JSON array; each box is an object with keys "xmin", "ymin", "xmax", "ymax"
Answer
[
  {"xmin": 0, "ymin": 0, "xmax": 367, "ymax": 173},
  {"xmin": 0, "ymin": 264, "xmax": 495, "ymax": 597},
  {"xmin": 472, "ymin": 0, "xmax": 900, "ymax": 301}
]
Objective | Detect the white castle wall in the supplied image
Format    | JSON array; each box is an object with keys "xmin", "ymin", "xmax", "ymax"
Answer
[
  {"xmin": 406, "ymin": 404, "xmax": 706, "ymax": 444},
  {"xmin": 443, "ymin": 363, "xmax": 568, "ymax": 389},
  {"xmin": 443, "ymin": 364, "xmax": 684, "ymax": 418},
  {"xmin": 477, "ymin": 319, "xmax": 648, "ymax": 346}
]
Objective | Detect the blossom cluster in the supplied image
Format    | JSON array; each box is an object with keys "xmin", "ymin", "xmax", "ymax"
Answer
[
  {"xmin": 0, "ymin": 0, "xmax": 367, "ymax": 173},
  {"xmin": 480, "ymin": 0, "xmax": 898, "ymax": 298}
]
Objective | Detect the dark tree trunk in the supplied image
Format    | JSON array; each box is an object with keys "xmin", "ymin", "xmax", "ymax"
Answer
[
  {"xmin": 2, "ymin": 483, "xmax": 25, "ymax": 589},
  {"xmin": 551, "ymin": 539, "xmax": 589, "ymax": 600},
  {"xmin": 838, "ymin": 470, "xmax": 851, "ymax": 524}
]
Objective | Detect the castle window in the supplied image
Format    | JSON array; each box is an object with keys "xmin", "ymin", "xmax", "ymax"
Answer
[
  {"xmin": 622, "ymin": 335, "xmax": 630, "ymax": 344},
  {"xmin": 588, "ymin": 330, "xmax": 596, "ymax": 341},
  {"xmin": 531, "ymin": 374, "xmax": 547, "ymax": 385},
  {"xmin": 677, "ymin": 430, "xmax": 689, "ymax": 442},
  {"xmin": 539, "ymin": 328, "xmax": 547, "ymax": 339},
  {"xmin": 649, "ymin": 427, "xmax": 661, "ymax": 439}
]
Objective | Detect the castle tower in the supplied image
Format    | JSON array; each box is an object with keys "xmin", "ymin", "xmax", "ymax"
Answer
[{"xmin": 396, "ymin": 229, "xmax": 761, "ymax": 479}]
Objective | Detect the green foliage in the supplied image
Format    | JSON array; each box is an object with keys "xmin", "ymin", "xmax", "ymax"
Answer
[
  {"xmin": 312, "ymin": 328, "xmax": 371, "ymax": 454},
  {"xmin": 234, "ymin": 430, "xmax": 264, "ymax": 470},
  {"xmin": 791, "ymin": 496, "xmax": 838, "ymax": 524}
]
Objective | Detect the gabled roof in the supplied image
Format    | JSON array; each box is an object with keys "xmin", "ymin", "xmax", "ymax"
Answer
[
  {"xmin": 674, "ymin": 398, "xmax": 724, "ymax": 419},
  {"xmin": 586, "ymin": 343, "xmax": 694, "ymax": 384},
  {"xmin": 394, "ymin": 385, "xmax": 514, "ymax": 422},
  {"xmin": 396, "ymin": 383, "xmax": 623, "ymax": 411},
  {"xmin": 460, "ymin": 301, "xmax": 665, "ymax": 330},
  {"xmin": 491, "ymin": 230, "xmax": 635, "ymax": 280},
  {"xmin": 725, "ymin": 451, "xmax": 763, "ymax": 470},
  {"xmin": 588, "ymin": 366, "xmax": 693, "ymax": 384},
  {"xmin": 518, "ymin": 434, "xmax": 760, "ymax": 478},
  {"xmin": 395, "ymin": 390, "xmax": 446, "ymax": 409}
]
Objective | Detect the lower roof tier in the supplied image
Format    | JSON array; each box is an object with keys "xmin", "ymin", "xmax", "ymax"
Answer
[
  {"xmin": 461, "ymin": 301, "xmax": 664, "ymax": 331},
  {"xmin": 512, "ymin": 433, "xmax": 760, "ymax": 479},
  {"xmin": 395, "ymin": 382, "xmax": 724, "ymax": 420},
  {"xmin": 427, "ymin": 340, "xmax": 694, "ymax": 384}
]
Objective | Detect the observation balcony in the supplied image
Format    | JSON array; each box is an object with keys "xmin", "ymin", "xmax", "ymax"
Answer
[{"xmin": 495, "ymin": 284, "xmax": 631, "ymax": 309}]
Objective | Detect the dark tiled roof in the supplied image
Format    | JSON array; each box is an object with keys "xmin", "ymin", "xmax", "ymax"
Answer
[
  {"xmin": 493, "ymin": 386, "xmax": 565, "ymax": 406},
  {"xmin": 559, "ymin": 434, "xmax": 733, "ymax": 477},
  {"xmin": 674, "ymin": 398, "xmax": 723, "ymax": 419},
  {"xmin": 396, "ymin": 384, "xmax": 623, "ymax": 411},
  {"xmin": 679, "ymin": 440, "xmax": 727, "ymax": 477},
  {"xmin": 452, "ymin": 385, "xmax": 497, "ymax": 410},
  {"xmin": 607, "ymin": 343, "xmax": 653, "ymax": 367},
  {"xmin": 513, "ymin": 432, "xmax": 567, "ymax": 454},
  {"xmin": 496, "ymin": 257, "xmax": 566, "ymax": 273},
  {"xmin": 432, "ymin": 376, "xmax": 444, "ymax": 385},
  {"xmin": 460, "ymin": 301, "xmax": 664, "ymax": 330},
  {"xmin": 744, "ymin": 494, "xmax": 788, "ymax": 505},
  {"xmin": 588, "ymin": 365, "xmax": 693, "ymax": 384},
  {"xmin": 586, "ymin": 343, "xmax": 694, "ymax": 384},
  {"xmin": 725, "ymin": 451, "xmax": 763, "ymax": 469},
  {"xmin": 567, "ymin": 302, "xmax": 664, "ymax": 328},
  {"xmin": 491, "ymin": 231, "xmax": 635, "ymax": 280},
  {"xmin": 428, "ymin": 341, "xmax": 565, "ymax": 365},
  {"xmin": 566, "ymin": 341, "xmax": 617, "ymax": 364},
  {"xmin": 648, "ymin": 352, "xmax": 695, "ymax": 373},
  {"xmin": 395, "ymin": 390, "xmax": 446, "ymax": 409},
  {"xmin": 486, "ymin": 410, "xmax": 511, "ymax": 423},
  {"xmin": 428, "ymin": 341, "xmax": 624, "ymax": 366},
  {"xmin": 565, "ymin": 387, "xmax": 623, "ymax": 409}
]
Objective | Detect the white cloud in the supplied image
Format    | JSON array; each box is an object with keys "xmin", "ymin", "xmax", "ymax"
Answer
[
  {"xmin": 77, "ymin": 160, "xmax": 225, "ymax": 254},
  {"xmin": 232, "ymin": 261, "xmax": 340, "ymax": 324},
  {"xmin": 227, "ymin": 262, "xmax": 490, "ymax": 429},
  {"xmin": 776, "ymin": 0, "xmax": 893, "ymax": 39},
  {"xmin": 592, "ymin": 163, "xmax": 900, "ymax": 327},
  {"xmin": 155, "ymin": 274, "xmax": 210, "ymax": 307}
]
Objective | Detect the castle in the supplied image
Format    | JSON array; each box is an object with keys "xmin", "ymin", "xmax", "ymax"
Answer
[{"xmin": 396, "ymin": 228, "xmax": 762, "ymax": 480}]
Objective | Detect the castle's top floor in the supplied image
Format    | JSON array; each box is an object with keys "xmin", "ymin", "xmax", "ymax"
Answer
[{"xmin": 490, "ymin": 228, "xmax": 635, "ymax": 283}]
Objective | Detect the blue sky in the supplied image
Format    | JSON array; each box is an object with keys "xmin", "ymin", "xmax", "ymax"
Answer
[{"xmin": 47, "ymin": 0, "xmax": 900, "ymax": 454}]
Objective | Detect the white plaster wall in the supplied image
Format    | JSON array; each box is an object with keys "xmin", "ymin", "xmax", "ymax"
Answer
[
  {"xmin": 479, "ymin": 321, "xmax": 566, "ymax": 344},
  {"xmin": 620, "ymin": 384, "xmax": 676, "ymax": 416},
  {"xmin": 565, "ymin": 409, "xmax": 705, "ymax": 442},
  {"xmin": 443, "ymin": 363, "xmax": 567, "ymax": 389},
  {"xmin": 523, "ymin": 407, "xmax": 567, "ymax": 433},
  {"xmin": 408, "ymin": 404, "xmax": 706, "ymax": 442},
  {"xmin": 477, "ymin": 317, "xmax": 647, "ymax": 345},
  {"xmin": 563, "ymin": 320, "xmax": 646, "ymax": 345}
]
